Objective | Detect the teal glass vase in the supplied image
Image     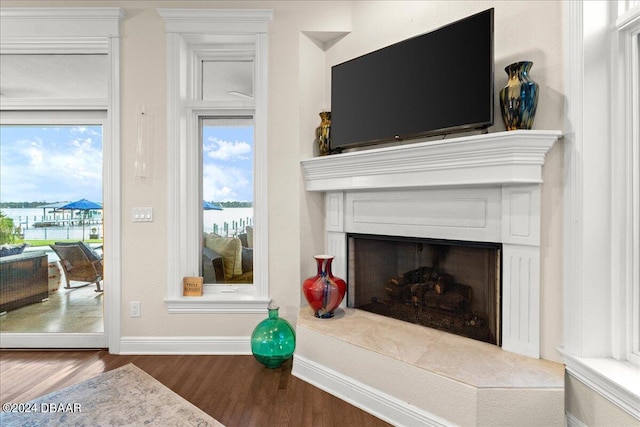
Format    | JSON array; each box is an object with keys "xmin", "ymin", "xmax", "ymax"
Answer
[{"xmin": 250, "ymin": 305, "xmax": 296, "ymax": 368}]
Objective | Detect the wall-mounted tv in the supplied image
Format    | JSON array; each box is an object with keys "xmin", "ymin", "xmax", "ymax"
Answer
[{"xmin": 330, "ymin": 8, "xmax": 494, "ymax": 150}]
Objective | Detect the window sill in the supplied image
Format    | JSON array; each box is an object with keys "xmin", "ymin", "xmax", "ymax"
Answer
[
  {"xmin": 559, "ymin": 348, "xmax": 640, "ymax": 420},
  {"xmin": 165, "ymin": 292, "xmax": 270, "ymax": 313}
]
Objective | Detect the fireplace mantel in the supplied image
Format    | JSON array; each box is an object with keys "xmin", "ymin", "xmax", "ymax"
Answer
[
  {"xmin": 295, "ymin": 130, "xmax": 564, "ymax": 425},
  {"xmin": 301, "ymin": 130, "xmax": 561, "ymax": 191}
]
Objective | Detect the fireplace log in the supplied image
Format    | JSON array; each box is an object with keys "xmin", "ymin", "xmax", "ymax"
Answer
[
  {"xmin": 384, "ymin": 269, "xmax": 473, "ymax": 312},
  {"xmin": 410, "ymin": 283, "xmax": 429, "ymax": 306},
  {"xmin": 393, "ymin": 266, "xmax": 434, "ymax": 286},
  {"xmin": 434, "ymin": 274, "xmax": 453, "ymax": 295},
  {"xmin": 371, "ymin": 297, "xmax": 393, "ymax": 306},
  {"xmin": 438, "ymin": 292, "xmax": 464, "ymax": 311},
  {"xmin": 384, "ymin": 283, "xmax": 411, "ymax": 302}
]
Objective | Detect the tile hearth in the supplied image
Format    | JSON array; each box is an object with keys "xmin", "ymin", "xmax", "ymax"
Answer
[
  {"xmin": 298, "ymin": 308, "xmax": 562, "ymax": 389},
  {"xmin": 294, "ymin": 307, "xmax": 564, "ymax": 426}
]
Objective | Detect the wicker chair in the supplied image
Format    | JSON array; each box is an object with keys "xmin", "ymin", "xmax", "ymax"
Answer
[{"xmin": 50, "ymin": 242, "xmax": 103, "ymax": 292}]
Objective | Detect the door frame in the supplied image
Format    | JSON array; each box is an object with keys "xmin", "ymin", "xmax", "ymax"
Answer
[{"xmin": 0, "ymin": 7, "xmax": 123, "ymax": 352}]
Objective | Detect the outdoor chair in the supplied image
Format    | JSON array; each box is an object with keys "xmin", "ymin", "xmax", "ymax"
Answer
[{"xmin": 49, "ymin": 242, "xmax": 103, "ymax": 292}]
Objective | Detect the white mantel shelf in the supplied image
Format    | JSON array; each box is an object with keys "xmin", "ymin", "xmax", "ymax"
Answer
[{"xmin": 301, "ymin": 130, "xmax": 562, "ymax": 191}]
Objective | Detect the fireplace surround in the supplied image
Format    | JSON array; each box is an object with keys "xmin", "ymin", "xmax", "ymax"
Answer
[
  {"xmin": 294, "ymin": 130, "xmax": 565, "ymax": 425},
  {"xmin": 301, "ymin": 129, "xmax": 562, "ymax": 358}
]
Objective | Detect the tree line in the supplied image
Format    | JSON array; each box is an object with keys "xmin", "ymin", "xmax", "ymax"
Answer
[
  {"xmin": 1, "ymin": 201, "xmax": 253, "ymax": 209},
  {"xmin": 0, "ymin": 202, "xmax": 57, "ymax": 209},
  {"xmin": 210, "ymin": 201, "xmax": 253, "ymax": 208}
]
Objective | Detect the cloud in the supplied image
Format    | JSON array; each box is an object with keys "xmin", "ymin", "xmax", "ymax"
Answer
[
  {"xmin": 27, "ymin": 145, "xmax": 44, "ymax": 167},
  {"xmin": 71, "ymin": 126, "xmax": 101, "ymax": 137},
  {"xmin": 204, "ymin": 137, "xmax": 251, "ymax": 161},
  {"xmin": 202, "ymin": 163, "xmax": 252, "ymax": 202},
  {"xmin": 0, "ymin": 126, "xmax": 103, "ymax": 202}
]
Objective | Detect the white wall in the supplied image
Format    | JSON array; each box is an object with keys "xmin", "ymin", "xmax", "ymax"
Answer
[{"xmin": 1, "ymin": 1, "xmax": 563, "ymax": 361}]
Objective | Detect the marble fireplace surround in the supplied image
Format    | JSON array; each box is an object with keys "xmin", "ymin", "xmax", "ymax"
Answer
[{"xmin": 295, "ymin": 130, "xmax": 565, "ymax": 426}]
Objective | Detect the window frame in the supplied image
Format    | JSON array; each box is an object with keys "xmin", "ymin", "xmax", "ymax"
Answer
[
  {"xmin": 612, "ymin": 2, "xmax": 640, "ymax": 366},
  {"xmin": 159, "ymin": 9, "xmax": 272, "ymax": 313}
]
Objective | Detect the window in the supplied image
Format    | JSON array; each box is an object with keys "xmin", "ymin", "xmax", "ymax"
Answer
[
  {"xmin": 201, "ymin": 116, "xmax": 254, "ymax": 285},
  {"xmin": 159, "ymin": 9, "xmax": 272, "ymax": 312},
  {"xmin": 562, "ymin": 1, "xmax": 640, "ymax": 419},
  {"xmin": 612, "ymin": 1, "xmax": 640, "ymax": 365}
]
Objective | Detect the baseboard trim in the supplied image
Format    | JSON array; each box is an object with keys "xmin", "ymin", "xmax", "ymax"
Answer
[
  {"xmin": 119, "ymin": 336, "xmax": 251, "ymax": 354},
  {"xmin": 291, "ymin": 354, "xmax": 450, "ymax": 427},
  {"xmin": 561, "ymin": 350, "xmax": 640, "ymax": 421},
  {"xmin": 566, "ymin": 411, "xmax": 587, "ymax": 427}
]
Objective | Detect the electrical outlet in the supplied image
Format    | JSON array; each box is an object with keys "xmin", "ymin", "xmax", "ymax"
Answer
[{"xmin": 130, "ymin": 301, "xmax": 141, "ymax": 318}]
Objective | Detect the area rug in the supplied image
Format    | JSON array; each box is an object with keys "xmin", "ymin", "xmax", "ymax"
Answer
[{"xmin": 0, "ymin": 363, "xmax": 224, "ymax": 426}]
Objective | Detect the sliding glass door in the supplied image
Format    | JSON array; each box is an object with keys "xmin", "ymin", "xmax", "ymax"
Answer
[{"xmin": 0, "ymin": 114, "xmax": 107, "ymax": 348}]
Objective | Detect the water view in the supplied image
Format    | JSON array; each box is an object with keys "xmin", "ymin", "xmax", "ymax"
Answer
[{"xmin": 3, "ymin": 207, "xmax": 253, "ymax": 241}]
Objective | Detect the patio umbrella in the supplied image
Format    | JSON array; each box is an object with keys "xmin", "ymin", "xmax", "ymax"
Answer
[
  {"xmin": 203, "ymin": 201, "xmax": 223, "ymax": 210},
  {"xmin": 60, "ymin": 198, "xmax": 103, "ymax": 241}
]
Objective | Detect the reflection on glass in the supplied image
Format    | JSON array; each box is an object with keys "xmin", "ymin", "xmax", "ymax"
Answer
[
  {"xmin": 201, "ymin": 60, "xmax": 254, "ymax": 101},
  {"xmin": 201, "ymin": 117, "xmax": 254, "ymax": 284}
]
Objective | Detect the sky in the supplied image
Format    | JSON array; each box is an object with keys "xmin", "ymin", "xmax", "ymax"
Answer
[
  {"xmin": 0, "ymin": 125, "xmax": 103, "ymax": 203},
  {"xmin": 202, "ymin": 123, "xmax": 253, "ymax": 203},
  {"xmin": 0, "ymin": 123, "xmax": 253, "ymax": 204}
]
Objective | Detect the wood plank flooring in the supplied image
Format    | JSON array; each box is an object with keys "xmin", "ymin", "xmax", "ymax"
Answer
[{"xmin": 0, "ymin": 350, "xmax": 392, "ymax": 427}]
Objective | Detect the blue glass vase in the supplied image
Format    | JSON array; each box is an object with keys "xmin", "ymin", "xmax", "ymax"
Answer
[
  {"xmin": 250, "ymin": 305, "xmax": 296, "ymax": 368},
  {"xmin": 499, "ymin": 61, "xmax": 539, "ymax": 130}
]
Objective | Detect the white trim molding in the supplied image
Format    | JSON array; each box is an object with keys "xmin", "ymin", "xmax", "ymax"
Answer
[
  {"xmin": 157, "ymin": 9, "xmax": 272, "ymax": 34},
  {"xmin": 566, "ymin": 411, "xmax": 588, "ymax": 427},
  {"xmin": 0, "ymin": 333, "xmax": 107, "ymax": 350},
  {"xmin": 159, "ymin": 9, "xmax": 272, "ymax": 313},
  {"xmin": 0, "ymin": 8, "xmax": 124, "ymax": 41},
  {"xmin": 0, "ymin": 37, "xmax": 110, "ymax": 54},
  {"xmin": 119, "ymin": 336, "xmax": 251, "ymax": 355},
  {"xmin": 302, "ymin": 130, "xmax": 560, "ymax": 192},
  {"xmin": 561, "ymin": 350, "xmax": 640, "ymax": 421},
  {"xmin": 0, "ymin": 98, "xmax": 110, "ymax": 111}
]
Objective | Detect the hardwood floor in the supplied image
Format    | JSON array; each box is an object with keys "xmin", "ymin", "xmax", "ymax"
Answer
[{"xmin": 0, "ymin": 350, "xmax": 392, "ymax": 427}]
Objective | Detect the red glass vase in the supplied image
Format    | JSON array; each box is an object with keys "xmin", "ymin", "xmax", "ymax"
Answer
[{"xmin": 302, "ymin": 255, "xmax": 346, "ymax": 318}]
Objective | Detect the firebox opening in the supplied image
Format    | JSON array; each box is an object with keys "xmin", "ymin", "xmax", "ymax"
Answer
[{"xmin": 347, "ymin": 234, "xmax": 502, "ymax": 346}]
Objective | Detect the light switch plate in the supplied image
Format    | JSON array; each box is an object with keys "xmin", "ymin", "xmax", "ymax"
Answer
[
  {"xmin": 133, "ymin": 207, "xmax": 153, "ymax": 222},
  {"xmin": 130, "ymin": 301, "xmax": 141, "ymax": 317}
]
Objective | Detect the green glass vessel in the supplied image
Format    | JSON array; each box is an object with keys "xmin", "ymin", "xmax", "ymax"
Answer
[{"xmin": 250, "ymin": 305, "xmax": 296, "ymax": 368}]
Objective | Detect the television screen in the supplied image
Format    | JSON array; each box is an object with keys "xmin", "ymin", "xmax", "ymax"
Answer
[{"xmin": 330, "ymin": 8, "xmax": 494, "ymax": 149}]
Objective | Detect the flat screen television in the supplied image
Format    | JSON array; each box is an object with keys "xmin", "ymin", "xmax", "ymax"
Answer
[{"xmin": 330, "ymin": 8, "xmax": 494, "ymax": 150}]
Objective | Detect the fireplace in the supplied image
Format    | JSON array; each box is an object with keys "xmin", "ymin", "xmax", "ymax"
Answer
[
  {"xmin": 296, "ymin": 131, "xmax": 564, "ymax": 425},
  {"xmin": 347, "ymin": 234, "xmax": 501, "ymax": 345},
  {"xmin": 301, "ymin": 130, "xmax": 562, "ymax": 358}
]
